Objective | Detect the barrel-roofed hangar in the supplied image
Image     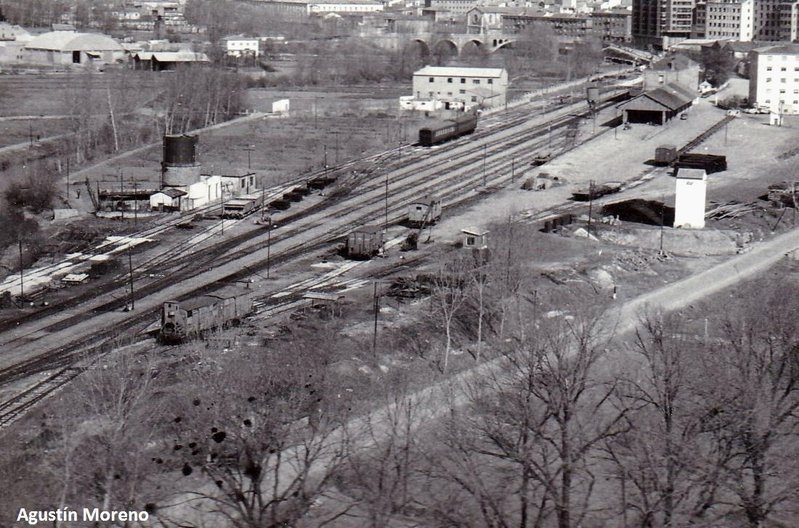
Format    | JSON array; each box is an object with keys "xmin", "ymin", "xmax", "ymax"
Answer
[{"xmin": 408, "ymin": 33, "xmax": 517, "ymax": 57}]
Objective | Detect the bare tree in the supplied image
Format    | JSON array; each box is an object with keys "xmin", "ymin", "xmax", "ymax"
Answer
[
  {"xmin": 603, "ymin": 312, "xmax": 704, "ymax": 527},
  {"xmin": 157, "ymin": 339, "xmax": 348, "ymax": 528},
  {"xmin": 431, "ymin": 260, "xmax": 469, "ymax": 373},
  {"xmin": 698, "ymin": 290, "xmax": 799, "ymax": 527}
]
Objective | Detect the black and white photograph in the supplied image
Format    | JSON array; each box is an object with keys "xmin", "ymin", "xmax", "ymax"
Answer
[{"xmin": 0, "ymin": 0, "xmax": 798, "ymax": 526}]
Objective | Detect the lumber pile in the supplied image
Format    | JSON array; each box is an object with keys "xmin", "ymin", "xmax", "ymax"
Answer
[{"xmin": 705, "ymin": 201, "xmax": 759, "ymax": 220}]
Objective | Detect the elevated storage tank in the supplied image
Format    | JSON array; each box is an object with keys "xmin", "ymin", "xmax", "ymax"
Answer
[{"xmin": 163, "ymin": 134, "xmax": 198, "ymax": 167}]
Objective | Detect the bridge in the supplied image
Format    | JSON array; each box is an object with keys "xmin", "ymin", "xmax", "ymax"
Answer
[{"xmin": 396, "ymin": 32, "xmax": 519, "ymax": 57}]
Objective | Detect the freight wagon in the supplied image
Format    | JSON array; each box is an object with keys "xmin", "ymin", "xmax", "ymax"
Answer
[
  {"xmin": 159, "ymin": 287, "xmax": 255, "ymax": 344},
  {"xmin": 418, "ymin": 112, "xmax": 479, "ymax": 147},
  {"xmin": 674, "ymin": 153, "xmax": 727, "ymax": 174},
  {"xmin": 654, "ymin": 145, "xmax": 678, "ymax": 166},
  {"xmin": 346, "ymin": 226, "xmax": 384, "ymax": 259},
  {"xmin": 222, "ymin": 194, "xmax": 263, "ymax": 218},
  {"xmin": 407, "ymin": 196, "xmax": 442, "ymax": 227},
  {"xmin": 572, "ymin": 181, "xmax": 623, "ymax": 201}
]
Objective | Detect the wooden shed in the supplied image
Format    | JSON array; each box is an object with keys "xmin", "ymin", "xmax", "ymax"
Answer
[{"xmin": 617, "ymin": 83, "xmax": 695, "ymax": 125}]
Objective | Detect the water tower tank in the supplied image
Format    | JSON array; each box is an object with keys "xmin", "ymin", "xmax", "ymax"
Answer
[
  {"xmin": 163, "ymin": 134, "xmax": 198, "ymax": 166},
  {"xmin": 586, "ymin": 85, "xmax": 599, "ymax": 105}
]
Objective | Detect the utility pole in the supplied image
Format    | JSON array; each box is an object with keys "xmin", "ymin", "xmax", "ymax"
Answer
[
  {"xmin": 66, "ymin": 157, "xmax": 70, "ymax": 206},
  {"xmin": 127, "ymin": 245, "xmax": 135, "ymax": 310},
  {"xmin": 511, "ymin": 159, "xmax": 515, "ymax": 183},
  {"xmin": 659, "ymin": 197, "xmax": 666, "ymax": 254},
  {"xmin": 133, "ymin": 180, "xmax": 138, "ymax": 227},
  {"xmin": 372, "ymin": 281, "xmax": 379, "ymax": 359},
  {"xmin": 482, "ymin": 144, "xmax": 487, "ymax": 187},
  {"xmin": 18, "ymin": 238, "xmax": 24, "ymax": 302},
  {"xmin": 243, "ymin": 145, "xmax": 254, "ymax": 170},
  {"xmin": 384, "ymin": 172, "xmax": 389, "ymax": 232},
  {"xmin": 587, "ymin": 179, "xmax": 594, "ymax": 235},
  {"xmin": 119, "ymin": 169, "xmax": 124, "ymax": 220},
  {"xmin": 335, "ymin": 131, "xmax": 339, "ymax": 164},
  {"xmin": 266, "ymin": 216, "xmax": 272, "ymax": 279}
]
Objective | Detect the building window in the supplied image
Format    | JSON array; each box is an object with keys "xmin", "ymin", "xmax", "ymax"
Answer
[
  {"xmin": 447, "ymin": 77, "xmax": 452, "ymax": 83},
  {"xmin": 447, "ymin": 92, "xmax": 452, "ymax": 96},
  {"xmin": 782, "ymin": 67, "xmax": 787, "ymax": 71},
  {"xmin": 782, "ymin": 78, "xmax": 787, "ymax": 83},
  {"xmin": 459, "ymin": 89, "xmax": 465, "ymax": 94},
  {"xmin": 471, "ymin": 96, "xmax": 478, "ymax": 102},
  {"xmin": 473, "ymin": 79, "xmax": 480, "ymax": 84},
  {"xmin": 460, "ymin": 78, "xmax": 465, "ymax": 83},
  {"xmin": 766, "ymin": 78, "xmax": 772, "ymax": 82},
  {"xmin": 487, "ymin": 78, "xmax": 493, "ymax": 84},
  {"xmin": 767, "ymin": 66, "xmax": 773, "ymax": 71},
  {"xmin": 429, "ymin": 77, "xmax": 434, "ymax": 82}
]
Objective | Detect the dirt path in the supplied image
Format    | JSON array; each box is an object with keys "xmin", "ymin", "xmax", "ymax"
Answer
[{"xmin": 157, "ymin": 223, "xmax": 799, "ymax": 524}]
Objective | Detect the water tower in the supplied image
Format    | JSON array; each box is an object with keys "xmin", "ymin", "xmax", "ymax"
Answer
[{"xmin": 161, "ymin": 134, "xmax": 201, "ymax": 188}]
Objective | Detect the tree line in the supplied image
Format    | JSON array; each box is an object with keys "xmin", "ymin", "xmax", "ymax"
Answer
[{"xmin": 1, "ymin": 219, "xmax": 796, "ymax": 527}]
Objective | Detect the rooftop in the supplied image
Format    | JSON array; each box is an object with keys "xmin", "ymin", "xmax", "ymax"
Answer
[
  {"xmin": 754, "ymin": 44, "xmax": 799, "ymax": 56},
  {"xmin": 415, "ymin": 65, "xmax": 506, "ymax": 78},
  {"xmin": 25, "ymin": 31, "xmax": 123, "ymax": 52}
]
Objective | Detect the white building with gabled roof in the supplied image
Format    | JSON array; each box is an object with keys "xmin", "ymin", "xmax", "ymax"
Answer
[{"xmin": 411, "ymin": 66, "xmax": 508, "ymax": 110}]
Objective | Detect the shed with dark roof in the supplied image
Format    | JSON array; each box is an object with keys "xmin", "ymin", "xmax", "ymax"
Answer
[{"xmin": 616, "ymin": 83, "xmax": 695, "ymax": 125}]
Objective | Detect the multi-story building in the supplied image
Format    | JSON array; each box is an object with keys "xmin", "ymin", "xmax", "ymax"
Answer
[
  {"xmin": 590, "ymin": 10, "xmax": 633, "ymax": 42},
  {"xmin": 502, "ymin": 13, "xmax": 594, "ymax": 38},
  {"xmin": 252, "ymin": 0, "xmax": 383, "ymax": 21},
  {"xmin": 224, "ymin": 36, "xmax": 260, "ymax": 58},
  {"xmin": 751, "ymin": 0, "xmax": 799, "ymax": 41},
  {"xmin": 412, "ymin": 66, "xmax": 508, "ymax": 109},
  {"xmin": 705, "ymin": 0, "xmax": 754, "ymax": 40},
  {"xmin": 427, "ymin": 0, "xmax": 479, "ymax": 19},
  {"xmin": 633, "ymin": 0, "xmax": 695, "ymax": 49},
  {"xmin": 748, "ymin": 44, "xmax": 799, "ymax": 114}
]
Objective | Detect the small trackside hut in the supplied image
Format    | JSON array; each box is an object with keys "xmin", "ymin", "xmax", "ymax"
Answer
[
  {"xmin": 346, "ymin": 226, "xmax": 384, "ymax": 259},
  {"xmin": 407, "ymin": 196, "xmax": 442, "ymax": 227}
]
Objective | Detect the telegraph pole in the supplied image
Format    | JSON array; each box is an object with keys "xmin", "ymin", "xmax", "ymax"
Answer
[
  {"xmin": 266, "ymin": 216, "xmax": 272, "ymax": 279},
  {"xmin": 482, "ymin": 144, "xmax": 487, "ymax": 187},
  {"xmin": 372, "ymin": 281, "xmax": 379, "ymax": 358},
  {"xmin": 659, "ymin": 197, "xmax": 666, "ymax": 254},
  {"xmin": 127, "ymin": 245, "xmax": 135, "ymax": 310},
  {"xmin": 384, "ymin": 172, "xmax": 389, "ymax": 232},
  {"xmin": 66, "ymin": 157, "xmax": 70, "ymax": 205},
  {"xmin": 18, "ymin": 238, "xmax": 24, "ymax": 302},
  {"xmin": 587, "ymin": 180, "xmax": 594, "ymax": 235},
  {"xmin": 243, "ymin": 145, "xmax": 254, "ymax": 170}
]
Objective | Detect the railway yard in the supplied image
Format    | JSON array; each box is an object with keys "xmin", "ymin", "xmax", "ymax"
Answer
[{"xmin": 2, "ymin": 69, "xmax": 799, "ymax": 524}]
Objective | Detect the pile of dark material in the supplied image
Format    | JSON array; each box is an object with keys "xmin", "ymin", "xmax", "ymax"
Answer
[
  {"xmin": 386, "ymin": 275, "xmax": 434, "ymax": 299},
  {"xmin": 601, "ymin": 199, "xmax": 675, "ymax": 226},
  {"xmin": 674, "ymin": 153, "xmax": 727, "ymax": 174}
]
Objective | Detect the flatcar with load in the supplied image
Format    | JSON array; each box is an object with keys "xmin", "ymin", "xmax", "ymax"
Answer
[
  {"xmin": 418, "ymin": 112, "xmax": 478, "ymax": 147},
  {"xmin": 159, "ymin": 287, "xmax": 255, "ymax": 344},
  {"xmin": 222, "ymin": 194, "xmax": 263, "ymax": 219}
]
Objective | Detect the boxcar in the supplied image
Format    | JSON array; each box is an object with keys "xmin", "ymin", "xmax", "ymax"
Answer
[
  {"xmin": 418, "ymin": 112, "xmax": 478, "ymax": 147},
  {"xmin": 407, "ymin": 196, "xmax": 442, "ymax": 226},
  {"xmin": 159, "ymin": 288, "xmax": 255, "ymax": 344},
  {"xmin": 346, "ymin": 225, "xmax": 384, "ymax": 259}
]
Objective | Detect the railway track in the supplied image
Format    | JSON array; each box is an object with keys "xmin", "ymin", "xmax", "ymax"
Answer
[{"xmin": 0, "ymin": 89, "xmax": 629, "ymax": 429}]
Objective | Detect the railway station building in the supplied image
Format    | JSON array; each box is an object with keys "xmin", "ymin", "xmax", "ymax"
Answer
[
  {"xmin": 617, "ymin": 83, "xmax": 695, "ymax": 124},
  {"xmin": 411, "ymin": 66, "xmax": 508, "ymax": 110}
]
